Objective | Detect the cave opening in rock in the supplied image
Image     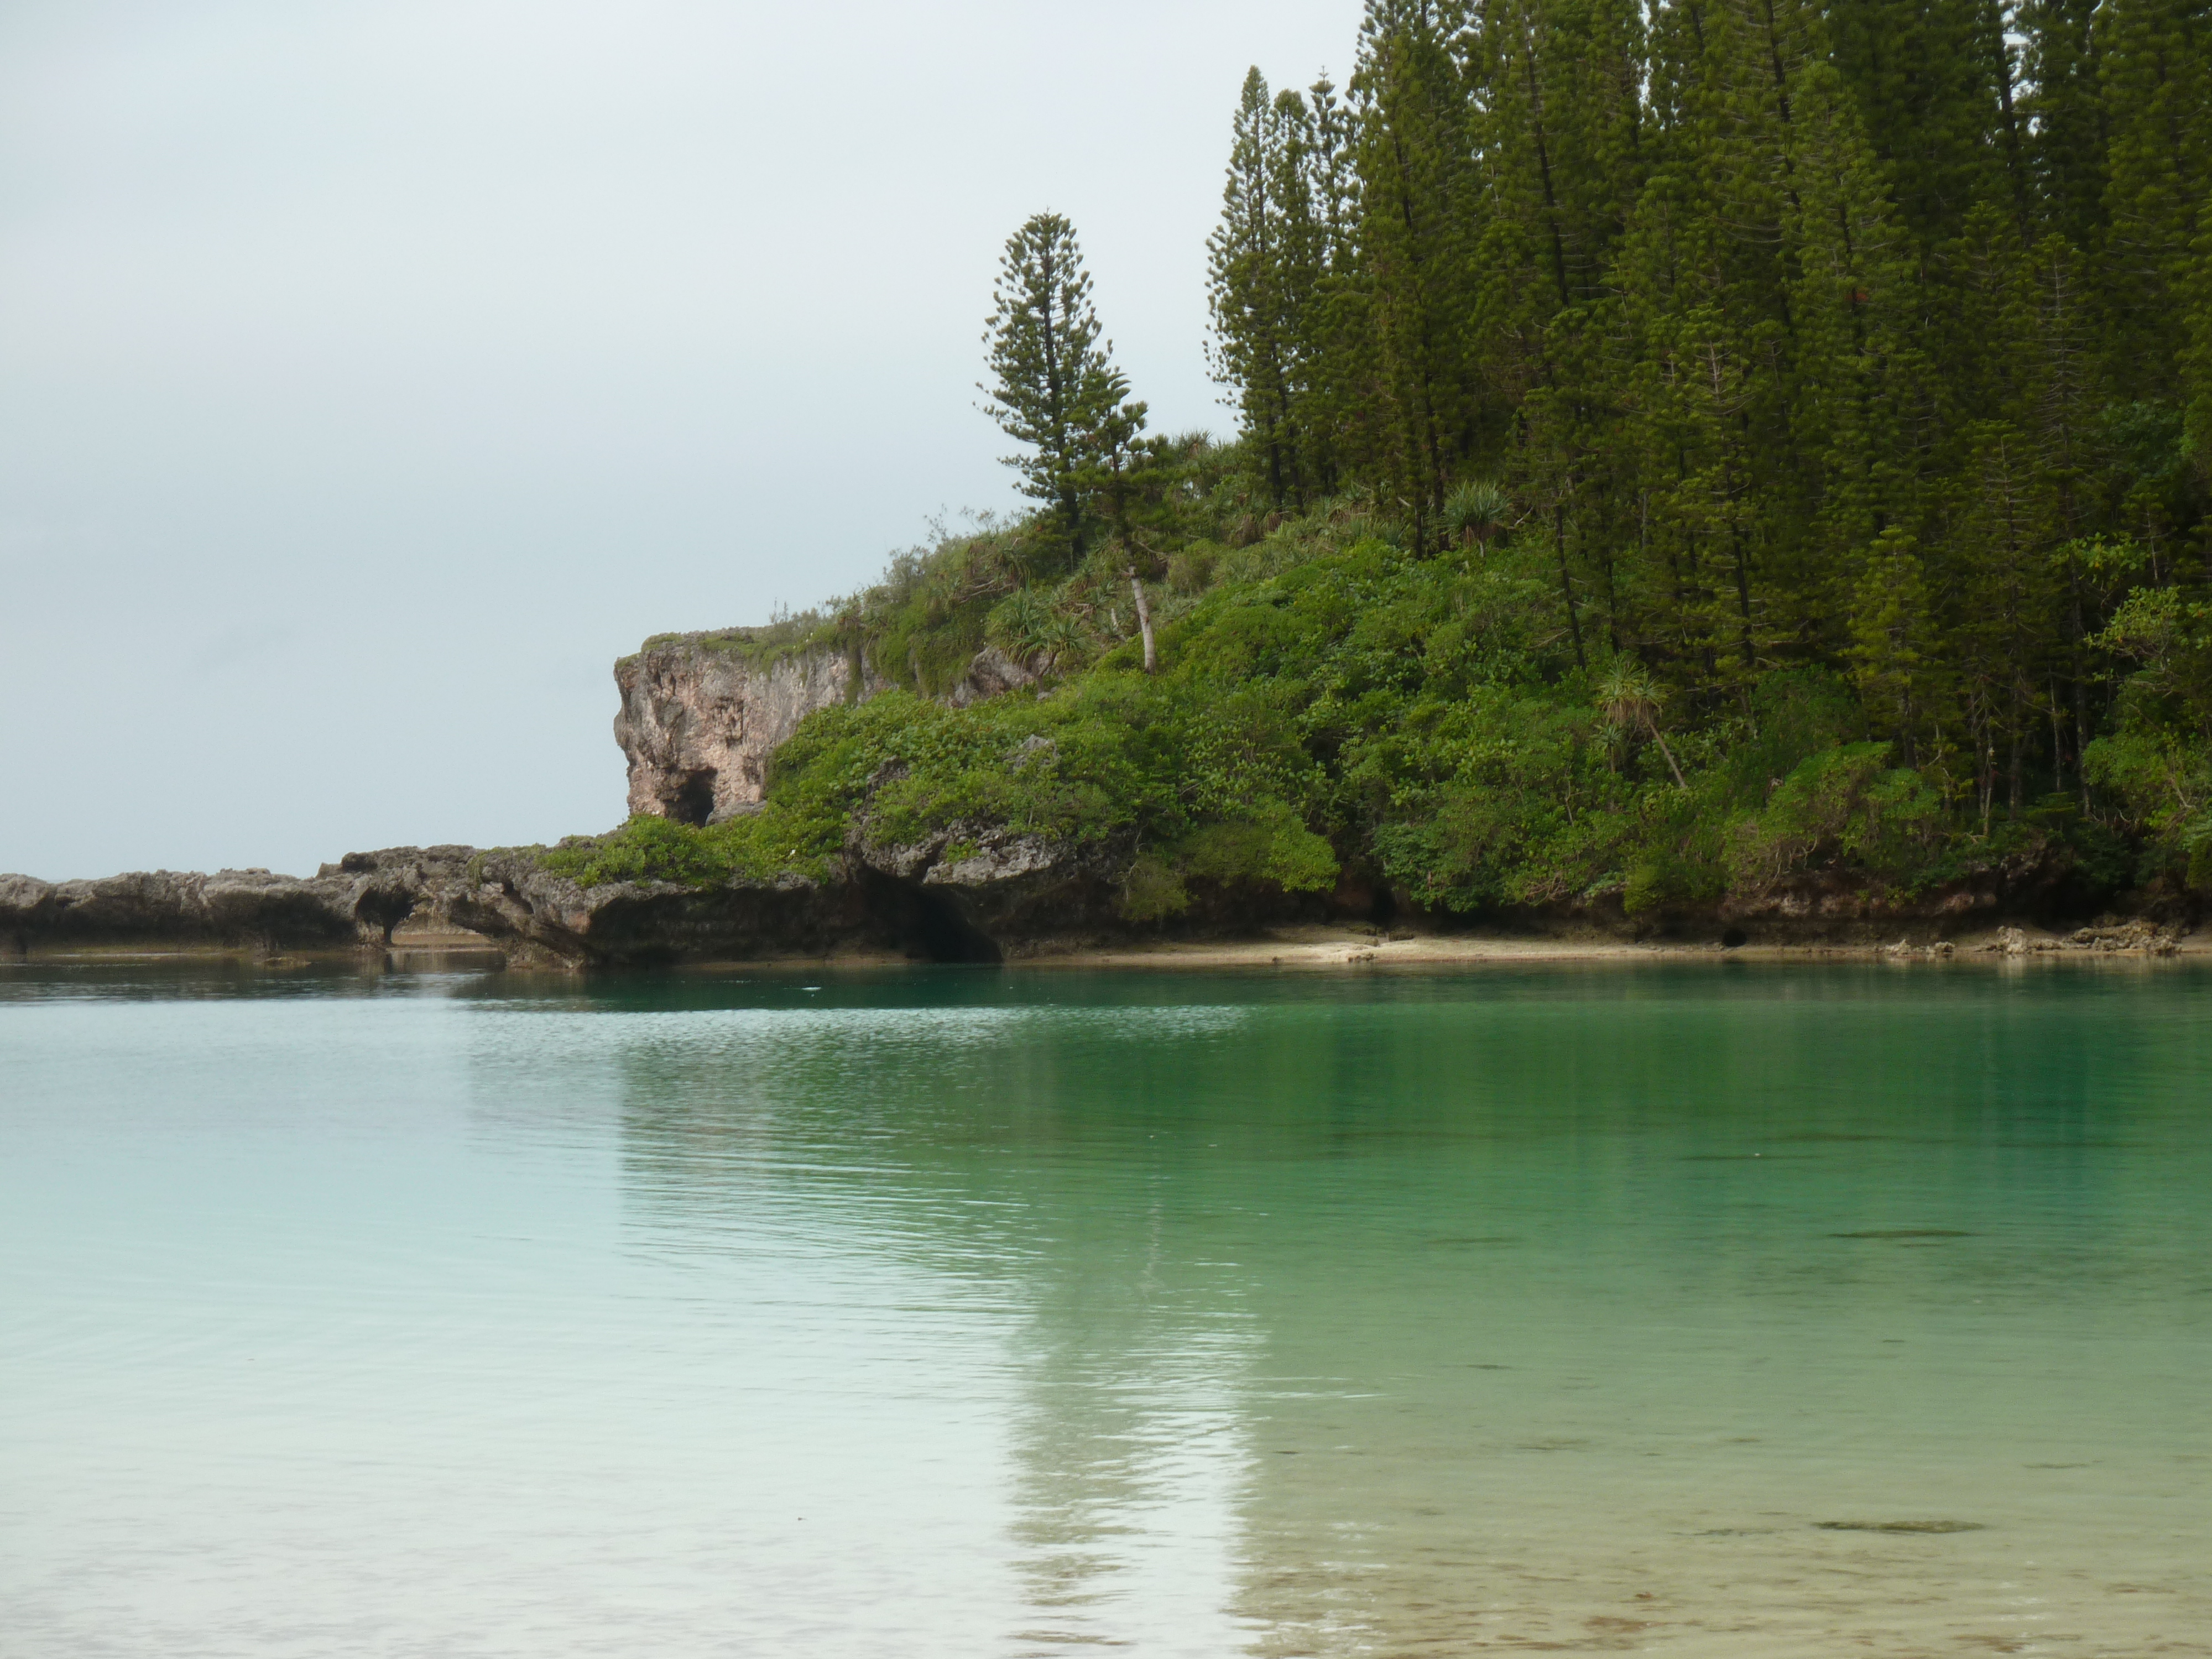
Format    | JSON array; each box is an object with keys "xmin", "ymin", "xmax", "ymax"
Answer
[
  {"xmin": 669, "ymin": 769, "xmax": 718, "ymax": 826},
  {"xmin": 910, "ymin": 886, "xmax": 1004, "ymax": 964},
  {"xmin": 352, "ymin": 891, "xmax": 415, "ymax": 943}
]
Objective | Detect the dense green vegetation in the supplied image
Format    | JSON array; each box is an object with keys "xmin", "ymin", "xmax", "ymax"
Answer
[{"xmin": 549, "ymin": 0, "xmax": 2211, "ymax": 922}]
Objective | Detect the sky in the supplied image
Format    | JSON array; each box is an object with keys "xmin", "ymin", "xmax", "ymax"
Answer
[{"xmin": 0, "ymin": 0, "xmax": 1359, "ymax": 880}]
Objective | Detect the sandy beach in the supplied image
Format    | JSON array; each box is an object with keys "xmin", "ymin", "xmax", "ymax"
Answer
[{"xmin": 1018, "ymin": 921, "xmax": 2212, "ymax": 969}]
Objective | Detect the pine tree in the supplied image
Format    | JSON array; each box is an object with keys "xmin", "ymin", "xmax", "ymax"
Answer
[
  {"xmin": 1781, "ymin": 59, "xmax": 1924, "ymax": 614},
  {"xmin": 1297, "ymin": 73, "xmax": 1367, "ymax": 495},
  {"xmin": 1462, "ymin": 0, "xmax": 1647, "ymax": 656},
  {"xmin": 1207, "ymin": 71, "xmax": 1327, "ymax": 509},
  {"xmin": 980, "ymin": 213, "xmax": 1145, "ymax": 565},
  {"xmin": 1350, "ymin": 0, "xmax": 1485, "ymax": 548},
  {"xmin": 2098, "ymin": 0, "xmax": 2211, "ymax": 416},
  {"xmin": 2019, "ymin": 0, "xmax": 2109, "ymax": 248},
  {"xmin": 1827, "ymin": 0, "xmax": 2024, "ymax": 252},
  {"xmin": 1849, "ymin": 526, "xmax": 1948, "ymax": 764},
  {"xmin": 1469, "ymin": 0, "xmax": 1646, "ymax": 319},
  {"xmin": 1606, "ymin": 0, "xmax": 1827, "ymax": 690}
]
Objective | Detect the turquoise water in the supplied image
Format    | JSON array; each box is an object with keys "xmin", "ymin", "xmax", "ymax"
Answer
[{"xmin": 2, "ymin": 961, "xmax": 2208, "ymax": 1657}]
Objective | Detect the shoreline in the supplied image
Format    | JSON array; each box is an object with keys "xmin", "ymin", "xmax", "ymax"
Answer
[
  {"xmin": 1018, "ymin": 922, "xmax": 2208, "ymax": 968},
  {"xmin": 8, "ymin": 920, "xmax": 2204, "ymax": 972}
]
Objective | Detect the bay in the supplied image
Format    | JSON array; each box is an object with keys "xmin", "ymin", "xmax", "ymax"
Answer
[{"xmin": 2, "ymin": 960, "xmax": 2207, "ymax": 1656}]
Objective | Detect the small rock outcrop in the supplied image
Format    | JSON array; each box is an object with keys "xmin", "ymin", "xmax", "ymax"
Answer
[
  {"xmin": 1, "ymin": 848, "xmax": 484, "ymax": 958},
  {"xmin": 614, "ymin": 631, "xmax": 1047, "ymax": 826},
  {"xmin": 614, "ymin": 635, "xmax": 880, "ymax": 826},
  {"xmin": 947, "ymin": 644, "xmax": 1041, "ymax": 707},
  {"xmin": 0, "ymin": 837, "xmax": 1115, "ymax": 969}
]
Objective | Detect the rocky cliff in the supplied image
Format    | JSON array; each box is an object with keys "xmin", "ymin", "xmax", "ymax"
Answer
[
  {"xmin": 614, "ymin": 636, "xmax": 874, "ymax": 825},
  {"xmin": 613, "ymin": 630, "xmax": 1040, "ymax": 825}
]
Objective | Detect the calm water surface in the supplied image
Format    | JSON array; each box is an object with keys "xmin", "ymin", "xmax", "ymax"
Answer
[{"xmin": 2, "ymin": 960, "xmax": 2208, "ymax": 1657}]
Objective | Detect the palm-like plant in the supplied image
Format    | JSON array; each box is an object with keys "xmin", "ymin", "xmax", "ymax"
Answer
[
  {"xmin": 1442, "ymin": 480, "xmax": 1511, "ymax": 551},
  {"xmin": 1597, "ymin": 658, "xmax": 1688, "ymax": 790},
  {"xmin": 1034, "ymin": 613, "xmax": 1097, "ymax": 674},
  {"xmin": 985, "ymin": 588, "xmax": 1056, "ymax": 665}
]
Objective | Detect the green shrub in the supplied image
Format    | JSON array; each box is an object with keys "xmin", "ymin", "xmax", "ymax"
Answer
[{"xmin": 1726, "ymin": 745, "xmax": 1947, "ymax": 889}]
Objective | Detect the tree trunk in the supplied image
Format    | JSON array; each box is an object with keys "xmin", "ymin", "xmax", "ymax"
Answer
[
  {"xmin": 1646, "ymin": 719, "xmax": 1688, "ymax": 790},
  {"xmin": 2007, "ymin": 719, "xmax": 2022, "ymax": 819},
  {"xmin": 1555, "ymin": 505, "xmax": 1586, "ymax": 671},
  {"xmin": 2068, "ymin": 570, "xmax": 2092, "ymax": 813},
  {"xmin": 2048, "ymin": 682, "xmax": 2067, "ymax": 800},
  {"xmin": 1127, "ymin": 567, "xmax": 1157, "ymax": 674}
]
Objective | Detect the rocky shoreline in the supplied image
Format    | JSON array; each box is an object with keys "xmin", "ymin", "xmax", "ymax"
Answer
[
  {"xmin": 0, "ymin": 830, "xmax": 1117, "ymax": 969},
  {"xmin": 3, "ymin": 841, "xmax": 2197, "ymax": 971}
]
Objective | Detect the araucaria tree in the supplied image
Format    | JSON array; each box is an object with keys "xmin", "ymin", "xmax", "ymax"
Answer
[
  {"xmin": 981, "ymin": 213, "xmax": 1147, "ymax": 564},
  {"xmin": 1207, "ymin": 68, "xmax": 1327, "ymax": 510}
]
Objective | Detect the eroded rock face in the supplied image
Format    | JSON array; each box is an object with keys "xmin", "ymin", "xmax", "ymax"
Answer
[
  {"xmin": 0, "ymin": 849, "xmax": 482, "ymax": 957},
  {"xmin": 614, "ymin": 638, "xmax": 879, "ymax": 825},
  {"xmin": 613, "ymin": 633, "xmax": 1047, "ymax": 825},
  {"xmin": 0, "ymin": 847, "xmax": 881, "ymax": 968},
  {"xmin": 947, "ymin": 644, "xmax": 1040, "ymax": 707},
  {"xmin": 0, "ymin": 833, "xmax": 1110, "ymax": 969}
]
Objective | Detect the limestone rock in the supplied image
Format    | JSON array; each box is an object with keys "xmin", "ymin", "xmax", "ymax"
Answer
[
  {"xmin": 0, "ymin": 851, "xmax": 477, "ymax": 956},
  {"xmin": 0, "ymin": 845, "xmax": 878, "ymax": 968},
  {"xmin": 447, "ymin": 851, "xmax": 868, "ymax": 966},
  {"xmin": 949, "ymin": 645, "xmax": 1041, "ymax": 707},
  {"xmin": 848, "ymin": 809, "xmax": 1128, "ymax": 956},
  {"xmin": 612, "ymin": 632, "xmax": 1046, "ymax": 828},
  {"xmin": 614, "ymin": 635, "xmax": 886, "ymax": 826}
]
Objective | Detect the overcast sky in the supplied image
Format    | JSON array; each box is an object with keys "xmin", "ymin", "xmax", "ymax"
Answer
[{"xmin": 0, "ymin": 0, "xmax": 1358, "ymax": 880}]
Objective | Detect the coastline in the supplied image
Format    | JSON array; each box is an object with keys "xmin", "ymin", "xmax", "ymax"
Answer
[
  {"xmin": 1016, "ymin": 921, "xmax": 2210, "ymax": 968},
  {"xmin": 9, "ymin": 919, "xmax": 2204, "ymax": 972}
]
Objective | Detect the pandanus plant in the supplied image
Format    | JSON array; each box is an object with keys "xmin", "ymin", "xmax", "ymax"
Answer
[
  {"xmin": 1442, "ymin": 480, "xmax": 1511, "ymax": 551},
  {"xmin": 1597, "ymin": 658, "xmax": 1688, "ymax": 790},
  {"xmin": 1032, "ymin": 613, "xmax": 1098, "ymax": 674}
]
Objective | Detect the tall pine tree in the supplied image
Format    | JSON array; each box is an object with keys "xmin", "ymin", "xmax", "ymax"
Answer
[{"xmin": 980, "ymin": 213, "xmax": 1146, "ymax": 566}]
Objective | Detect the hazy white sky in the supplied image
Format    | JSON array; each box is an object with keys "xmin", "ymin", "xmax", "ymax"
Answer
[{"xmin": 0, "ymin": 0, "xmax": 1357, "ymax": 879}]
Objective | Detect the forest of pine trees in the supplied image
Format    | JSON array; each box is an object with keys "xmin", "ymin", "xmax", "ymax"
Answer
[
  {"xmin": 560, "ymin": 0, "xmax": 2212, "ymax": 925},
  {"xmin": 1204, "ymin": 0, "xmax": 2208, "ymax": 830}
]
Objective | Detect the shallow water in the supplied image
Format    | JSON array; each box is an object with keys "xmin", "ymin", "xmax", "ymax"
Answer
[{"xmin": 2, "ymin": 959, "xmax": 2208, "ymax": 1657}]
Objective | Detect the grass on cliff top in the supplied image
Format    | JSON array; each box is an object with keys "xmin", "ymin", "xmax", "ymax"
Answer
[
  {"xmin": 619, "ymin": 611, "xmax": 847, "ymax": 675},
  {"xmin": 546, "ymin": 525, "xmax": 2138, "ymax": 918}
]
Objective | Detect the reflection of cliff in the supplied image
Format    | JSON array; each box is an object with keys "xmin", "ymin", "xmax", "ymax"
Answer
[{"xmin": 503, "ymin": 969, "xmax": 2168, "ymax": 1657}]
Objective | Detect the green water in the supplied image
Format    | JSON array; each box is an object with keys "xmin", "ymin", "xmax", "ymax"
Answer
[{"xmin": 3, "ymin": 961, "xmax": 2208, "ymax": 1656}]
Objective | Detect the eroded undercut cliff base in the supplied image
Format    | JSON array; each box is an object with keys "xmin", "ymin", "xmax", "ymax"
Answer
[
  {"xmin": 0, "ymin": 831, "xmax": 1133, "ymax": 970},
  {"xmin": 3, "ymin": 837, "xmax": 2197, "ymax": 971}
]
